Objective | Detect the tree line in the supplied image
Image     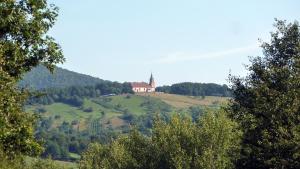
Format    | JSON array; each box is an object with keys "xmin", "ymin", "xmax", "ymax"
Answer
[
  {"xmin": 156, "ymin": 82, "xmax": 231, "ymax": 97},
  {"xmin": 28, "ymin": 82, "xmax": 133, "ymax": 106}
]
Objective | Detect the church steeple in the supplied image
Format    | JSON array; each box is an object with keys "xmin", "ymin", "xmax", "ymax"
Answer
[{"xmin": 149, "ymin": 73, "xmax": 155, "ymax": 88}]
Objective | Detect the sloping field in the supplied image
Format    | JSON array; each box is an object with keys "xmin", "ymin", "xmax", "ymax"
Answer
[
  {"xmin": 137, "ymin": 93, "xmax": 229, "ymax": 108},
  {"xmin": 27, "ymin": 94, "xmax": 228, "ymax": 130},
  {"xmin": 27, "ymin": 94, "xmax": 172, "ymax": 130}
]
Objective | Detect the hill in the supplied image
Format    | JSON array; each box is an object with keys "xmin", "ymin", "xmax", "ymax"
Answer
[
  {"xmin": 19, "ymin": 65, "xmax": 104, "ymax": 89},
  {"xmin": 137, "ymin": 93, "xmax": 229, "ymax": 108},
  {"xmin": 29, "ymin": 93, "xmax": 228, "ymax": 130},
  {"xmin": 20, "ymin": 66, "xmax": 231, "ymax": 161},
  {"xmin": 27, "ymin": 93, "xmax": 229, "ymax": 161}
]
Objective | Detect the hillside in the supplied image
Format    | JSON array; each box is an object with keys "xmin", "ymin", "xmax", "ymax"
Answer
[
  {"xmin": 20, "ymin": 66, "xmax": 231, "ymax": 161},
  {"xmin": 28, "ymin": 94, "xmax": 174, "ymax": 130},
  {"xmin": 19, "ymin": 65, "xmax": 104, "ymax": 89},
  {"xmin": 27, "ymin": 93, "xmax": 228, "ymax": 161},
  {"xmin": 138, "ymin": 93, "xmax": 229, "ymax": 108},
  {"xmin": 28, "ymin": 93, "xmax": 228, "ymax": 130}
]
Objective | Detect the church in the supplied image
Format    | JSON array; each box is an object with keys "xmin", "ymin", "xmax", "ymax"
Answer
[{"xmin": 131, "ymin": 74, "xmax": 156, "ymax": 93}]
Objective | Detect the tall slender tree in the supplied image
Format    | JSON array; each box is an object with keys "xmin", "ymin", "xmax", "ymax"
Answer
[
  {"xmin": 0, "ymin": 0, "xmax": 64, "ymax": 157},
  {"xmin": 228, "ymin": 20, "xmax": 300, "ymax": 169}
]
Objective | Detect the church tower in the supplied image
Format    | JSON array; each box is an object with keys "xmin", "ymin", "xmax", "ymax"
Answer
[{"xmin": 149, "ymin": 73, "xmax": 155, "ymax": 88}]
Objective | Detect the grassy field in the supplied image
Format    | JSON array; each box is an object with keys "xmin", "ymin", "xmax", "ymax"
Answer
[
  {"xmin": 26, "ymin": 157, "xmax": 78, "ymax": 169},
  {"xmin": 27, "ymin": 94, "xmax": 168, "ymax": 129},
  {"xmin": 49, "ymin": 159, "xmax": 77, "ymax": 169},
  {"xmin": 27, "ymin": 93, "xmax": 229, "ymax": 130},
  {"xmin": 109, "ymin": 95, "xmax": 147, "ymax": 115},
  {"xmin": 137, "ymin": 93, "xmax": 229, "ymax": 108}
]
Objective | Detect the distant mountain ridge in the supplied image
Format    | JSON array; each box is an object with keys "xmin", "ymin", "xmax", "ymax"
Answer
[{"xmin": 19, "ymin": 65, "xmax": 105, "ymax": 89}]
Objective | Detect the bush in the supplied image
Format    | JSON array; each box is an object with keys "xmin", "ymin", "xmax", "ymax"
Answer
[
  {"xmin": 71, "ymin": 120, "xmax": 79, "ymax": 125},
  {"xmin": 121, "ymin": 112, "xmax": 135, "ymax": 122},
  {"xmin": 36, "ymin": 107, "xmax": 47, "ymax": 114},
  {"xmin": 83, "ymin": 107, "xmax": 93, "ymax": 113}
]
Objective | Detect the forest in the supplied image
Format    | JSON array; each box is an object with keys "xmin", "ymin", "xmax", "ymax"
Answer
[
  {"xmin": 0, "ymin": 0, "xmax": 299, "ymax": 169},
  {"xmin": 28, "ymin": 82, "xmax": 133, "ymax": 105},
  {"xmin": 156, "ymin": 82, "xmax": 231, "ymax": 97},
  {"xmin": 19, "ymin": 65, "xmax": 105, "ymax": 90}
]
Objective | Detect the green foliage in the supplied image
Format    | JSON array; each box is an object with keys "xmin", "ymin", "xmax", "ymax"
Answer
[
  {"xmin": 28, "ymin": 157, "xmax": 76, "ymax": 169},
  {"xmin": 0, "ymin": 148, "xmax": 75, "ymax": 169},
  {"xmin": 0, "ymin": 148, "xmax": 24, "ymax": 169},
  {"xmin": 152, "ymin": 111, "xmax": 241, "ymax": 169},
  {"xmin": 196, "ymin": 111, "xmax": 241, "ymax": 169},
  {"xmin": 188, "ymin": 106, "xmax": 204, "ymax": 121},
  {"xmin": 20, "ymin": 65, "xmax": 104, "ymax": 89},
  {"xmin": 140, "ymin": 96, "xmax": 172, "ymax": 113},
  {"xmin": 35, "ymin": 106, "xmax": 47, "ymax": 114},
  {"xmin": 0, "ymin": 68, "xmax": 42, "ymax": 157},
  {"xmin": 0, "ymin": 1, "xmax": 64, "ymax": 77},
  {"xmin": 28, "ymin": 94, "xmax": 225, "ymax": 160},
  {"xmin": 35, "ymin": 115, "xmax": 118, "ymax": 161},
  {"xmin": 31, "ymin": 95, "xmax": 173, "ymax": 160},
  {"xmin": 79, "ymin": 111, "xmax": 241, "ymax": 169},
  {"xmin": 83, "ymin": 107, "xmax": 93, "ymax": 112},
  {"xmin": 0, "ymin": 0, "xmax": 64, "ymax": 158},
  {"xmin": 79, "ymin": 141, "xmax": 138, "ymax": 169},
  {"xmin": 156, "ymin": 82, "xmax": 231, "ymax": 97},
  {"xmin": 228, "ymin": 20, "xmax": 300, "ymax": 168},
  {"xmin": 28, "ymin": 82, "xmax": 133, "ymax": 106}
]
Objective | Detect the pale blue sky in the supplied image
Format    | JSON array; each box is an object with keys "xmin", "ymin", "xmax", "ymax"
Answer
[{"xmin": 49, "ymin": 0, "xmax": 299, "ymax": 86}]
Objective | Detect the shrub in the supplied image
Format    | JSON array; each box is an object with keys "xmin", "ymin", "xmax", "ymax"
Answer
[
  {"xmin": 83, "ymin": 107, "xmax": 93, "ymax": 113},
  {"xmin": 71, "ymin": 120, "xmax": 79, "ymax": 125},
  {"xmin": 36, "ymin": 107, "xmax": 47, "ymax": 114}
]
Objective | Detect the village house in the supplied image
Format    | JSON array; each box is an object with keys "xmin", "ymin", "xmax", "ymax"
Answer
[{"xmin": 131, "ymin": 74, "xmax": 156, "ymax": 93}]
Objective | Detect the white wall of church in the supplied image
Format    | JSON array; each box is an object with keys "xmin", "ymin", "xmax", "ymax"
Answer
[{"xmin": 133, "ymin": 87, "xmax": 155, "ymax": 93}]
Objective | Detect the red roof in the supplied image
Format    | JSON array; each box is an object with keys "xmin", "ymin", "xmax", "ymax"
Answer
[{"xmin": 131, "ymin": 82, "xmax": 152, "ymax": 88}]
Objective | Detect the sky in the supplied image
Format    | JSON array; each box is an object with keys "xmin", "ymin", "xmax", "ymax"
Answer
[{"xmin": 48, "ymin": 0, "xmax": 299, "ymax": 86}]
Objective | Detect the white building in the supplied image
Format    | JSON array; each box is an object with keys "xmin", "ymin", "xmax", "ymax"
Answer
[{"xmin": 131, "ymin": 74, "xmax": 155, "ymax": 93}]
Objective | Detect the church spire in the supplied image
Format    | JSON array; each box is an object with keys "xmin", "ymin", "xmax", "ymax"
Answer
[{"xmin": 149, "ymin": 73, "xmax": 155, "ymax": 88}]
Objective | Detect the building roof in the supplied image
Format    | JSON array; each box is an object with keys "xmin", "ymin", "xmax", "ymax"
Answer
[{"xmin": 131, "ymin": 82, "xmax": 153, "ymax": 88}]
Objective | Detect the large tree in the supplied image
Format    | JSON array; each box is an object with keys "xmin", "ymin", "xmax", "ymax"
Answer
[
  {"xmin": 0, "ymin": 0, "xmax": 64, "ymax": 157},
  {"xmin": 228, "ymin": 20, "xmax": 300, "ymax": 168}
]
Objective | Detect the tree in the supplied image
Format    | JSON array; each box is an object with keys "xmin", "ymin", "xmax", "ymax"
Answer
[
  {"xmin": 195, "ymin": 111, "xmax": 241, "ymax": 169},
  {"xmin": 152, "ymin": 112, "xmax": 241, "ymax": 169},
  {"xmin": 0, "ymin": 0, "xmax": 64, "ymax": 157},
  {"xmin": 228, "ymin": 20, "xmax": 300, "ymax": 169}
]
